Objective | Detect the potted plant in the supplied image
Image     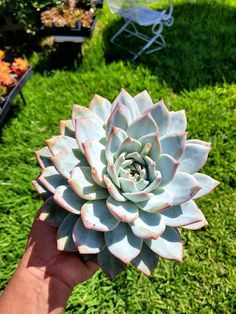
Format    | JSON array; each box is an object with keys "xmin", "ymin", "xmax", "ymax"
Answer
[
  {"xmin": 40, "ymin": 0, "xmax": 96, "ymax": 37},
  {"xmin": 0, "ymin": 50, "xmax": 32, "ymax": 125}
]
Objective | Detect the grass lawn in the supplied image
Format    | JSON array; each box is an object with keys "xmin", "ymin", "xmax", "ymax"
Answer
[{"xmin": 0, "ymin": 0, "xmax": 236, "ymax": 313}]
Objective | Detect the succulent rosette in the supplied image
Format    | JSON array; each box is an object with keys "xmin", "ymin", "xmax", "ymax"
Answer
[{"xmin": 33, "ymin": 89, "xmax": 219, "ymax": 279}]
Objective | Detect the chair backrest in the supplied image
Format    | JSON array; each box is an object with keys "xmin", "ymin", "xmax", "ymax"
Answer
[
  {"xmin": 107, "ymin": 1, "xmax": 173, "ymax": 25},
  {"xmin": 107, "ymin": 0, "xmax": 135, "ymax": 14}
]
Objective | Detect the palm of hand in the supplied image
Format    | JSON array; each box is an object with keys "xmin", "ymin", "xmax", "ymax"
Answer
[{"xmin": 26, "ymin": 209, "xmax": 99, "ymax": 288}]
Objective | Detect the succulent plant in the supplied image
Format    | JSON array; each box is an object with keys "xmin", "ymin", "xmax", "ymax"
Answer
[
  {"xmin": 33, "ymin": 89, "xmax": 219, "ymax": 279},
  {"xmin": 41, "ymin": 0, "xmax": 94, "ymax": 29},
  {"xmin": 11, "ymin": 58, "xmax": 29, "ymax": 77}
]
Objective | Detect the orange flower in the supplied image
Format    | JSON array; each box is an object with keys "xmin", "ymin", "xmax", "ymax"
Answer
[
  {"xmin": 0, "ymin": 50, "xmax": 5, "ymax": 60},
  {"xmin": 0, "ymin": 72, "xmax": 16, "ymax": 87},
  {"xmin": 0, "ymin": 60, "xmax": 11, "ymax": 74},
  {"xmin": 11, "ymin": 58, "xmax": 29, "ymax": 77}
]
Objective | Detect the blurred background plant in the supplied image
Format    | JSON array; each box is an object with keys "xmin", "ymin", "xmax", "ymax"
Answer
[{"xmin": 41, "ymin": 0, "xmax": 95, "ymax": 29}]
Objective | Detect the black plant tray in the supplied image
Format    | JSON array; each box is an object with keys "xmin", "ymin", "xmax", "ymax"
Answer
[
  {"xmin": 0, "ymin": 67, "xmax": 32, "ymax": 126},
  {"xmin": 40, "ymin": 16, "xmax": 96, "ymax": 37},
  {"xmin": 78, "ymin": 0, "xmax": 103, "ymax": 9}
]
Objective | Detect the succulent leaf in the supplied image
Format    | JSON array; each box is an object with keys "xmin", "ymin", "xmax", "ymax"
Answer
[
  {"xmin": 105, "ymin": 223, "xmax": 143, "ymax": 263},
  {"xmin": 57, "ymin": 214, "xmax": 78, "ymax": 251},
  {"xmin": 160, "ymin": 200, "xmax": 202, "ymax": 227},
  {"xmin": 145, "ymin": 226, "xmax": 183, "ymax": 261},
  {"xmin": 106, "ymin": 196, "xmax": 139, "ymax": 222},
  {"xmin": 98, "ymin": 247, "xmax": 125, "ymax": 279},
  {"xmin": 127, "ymin": 112, "xmax": 158, "ymax": 140},
  {"xmin": 81, "ymin": 200, "xmax": 119, "ymax": 232},
  {"xmin": 54, "ymin": 185, "xmax": 85, "ymax": 214},
  {"xmin": 192, "ymin": 173, "xmax": 220, "ymax": 199},
  {"xmin": 178, "ymin": 143, "xmax": 211, "ymax": 174},
  {"xmin": 69, "ymin": 166, "xmax": 109, "ymax": 200},
  {"xmin": 134, "ymin": 90, "xmax": 153, "ymax": 114},
  {"xmin": 73, "ymin": 217, "xmax": 105, "ymax": 254},
  {"xmin": 112, "ymin": 89, "xmax": 140, "ymax": 120},
  {"xmin": 89, "ymin": 94, "xmax": 112, "ymax": 123},
  {"xmin": 160, "ymin": 132, "xmax": 187, "ymax": 159},
  {"xmin": 46, "ymin": 135, "xmax": 78, "ymax": 156},
  {"xmin": 167, "ymin": 110, "xmax": 187, "ymax": 133},
  {"xmin": 39, "ymin": 196, "xmax": 68, "ymax": 227},
  {"xmin": 35, "ymin": 146, "xmax": 53, "ymax": 169},
  {"xmin": 75, "ymin": 117, "xmax": 106, "ymax": 153},
  {"xmin": 130, "ymin": 211, "xmax": 166, "ymax": 239},
  {"xmin": 38, "ymin": 166, "xmax": 67, "ymax": 193},
  {"xmin": 131, "ymin": 243, "xmax": 158, "ymax": 276}
]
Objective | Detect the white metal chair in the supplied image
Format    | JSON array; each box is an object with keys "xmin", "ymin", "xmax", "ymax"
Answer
[{"xmin": 107, "ymin": 0, "xmax": 174, "ymax": 60}]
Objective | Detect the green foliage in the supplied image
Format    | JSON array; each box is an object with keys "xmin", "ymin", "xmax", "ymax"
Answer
[
  {"xmin": 0, "ymin": 0, "xmax": 62, "ymax": 33},
  {"xmin": 0, "ymin": 0, "xmax": 236, "ymax": 313}
]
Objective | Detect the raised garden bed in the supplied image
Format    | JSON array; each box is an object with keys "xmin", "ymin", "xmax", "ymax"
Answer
[
  {"xmin": 40, "ymin": 0, "xmax": 96, "ymax": 40},
  {"xmin": 0, "ymin": 67, "xmax": 32, "ymax": 126},
  {"xmin": 40, "ymin": 16, "xmax": 96, "ymax": 37}
]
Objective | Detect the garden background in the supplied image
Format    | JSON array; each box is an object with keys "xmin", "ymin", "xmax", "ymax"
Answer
[{"xmin": 0, "ymin": 0, "xmax": 235, "ymax": 313}]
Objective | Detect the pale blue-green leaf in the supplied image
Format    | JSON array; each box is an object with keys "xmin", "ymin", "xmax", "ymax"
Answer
[
  {"xmin": 143, "ymin": 156, "xmax": 156, "ymax": 181},
  {"xmin": 89, "ymin": 94, "xmax": 112, "ymax": 123},
  {"xmin": 145, "ymin": 100, "xmax": 170, "ymax": 136},
  {"xmin": 106, "ymin": 196, "xmax": 138, "ymax": 222},
  {"xmin": 57, "ymin": 214, "xmax": 78, "ymax": 251},
  {"xmin": 112, "ymin": 89, "xmax": 140, "ymax": 120},
  {"xmin": 106, "ymin": 103, "xmax": 132, "ymax": 135},
  {"xmin": 167, "ymin": 110, "xmax": 187, "ymax": 133},
  {"xmin": 131, "ymin": 243, "xmax": 158, "ymax": 276},
  {"xmin": 135, "ymin": 179, "xmax": 149, "ymax": 191},
  {"xmin": 32, "ymin": 179, "xmax": 52, "ymax": 200},
  {"xmin": 178, "ymin": 143, "xmax": 211, "ymax": 174},
  {"xmin": 107, "ymin": 160, "xmax": 120, "ymax": 187},
  {"xmin": 160, "ymin": 132, "xmax": 187, "ymax": 160},
  {"xmin": 54, "ymin": 185, "xmax": 85, "ymax": 214},
  {"xmin": 46, "ymin": 135, "xmax": 78, "ymax": 156},
  {"xmin": 59, "ymin": 119, "xmax": 75, "ymax": 138},
  {"xmin": 139, "ymin": 132, "xmax": 161, "ymax": 163},
  {"xmin": 182, "ymin": 208, "xmax": 208, "ymax": 230},
  {"xmin": 35, "ymin": 146, "xmax": 52, "ymax": 169},
  {"xmin": 123, "ymin": 191, "xmax": 151, "ymax": 203},
  {"xmin": 98, "ymin": 247, "xmax": 125, "ymax": 279},
  {"xmin": 104, "ymin": 175, "xmax": 126, "ymax": 202},
  {"xmin": 81, "ymin": 200, "xmax": 119, "ymax": 232},
  {"xmin": 137, "ymin": 188, "xmax": 173, "ymax": 212},
  {"xmin": 192, "ymin": 173, "xmax": 220, "ymax": 199},
  {"xmin": 106, "ymin": 127, "xmax": 127, "ymax": 159},
  {"xmin": 114, "ymin": 152, "xmax": 126, "ymax": 173},
  {"xmin": 72, "ymin": 104, "xmax": 103, "ymax": 125},
  {"xmin": 73, "ymin": 217, "xmax": 105, "ymax": 254},
  {"xmin": 83, "ymin": 140, "xmax": 107, "ymax": 187},
  {"xmin": 143, "ymin": 172, "xmax": 161, "ymax": 193},
  {"xmin": 115, "ymin": 137, "xmax": 142, "ymax": 158},
  {"xmin": 130, "ymin": 211, "xmax": 165, "ymax": 239},
  {"xmin": 157, "ymin": 154, "xmax": 179, "ymax": 186},
  {"xmin": 165, "ymin": 172, "xmax": 201, "ymax": 205},
  {"xmin": 105, "ymin": 223, "xmax": 143, "ymax": 263},
  {"xmin": 127, "ymin": 112, "xmax": 158, "ymax": 140},
  {"xmin": 126, "ymin": 152, "xmax": 145, "ymax": 165},
  {"xmin": 75, "ymin": 117, "xmax": 106, "ymax": 153},
  {"xmin": 38, "ymin": 166, "xmax": 67, "ymax": 193},
  {"xmin": 69, "ymin": 166, "xmax": 109, "ymax": 200},
  {"xmin": 51, "ymin": 148, "xmax": 88, "ymax": 179},
  {"xmin": 39, "ymin": 196, "xmax": 68, "ymax": 227},
  {"xmin": 160, "ymin": 200, "xmax": 202, "ymax": 227},
  {"xmin": 145, "ymin": 226, "xmax": 183, "ymax": 261},
  {"xmin": 134, "ymin": 90, "xmax": 153, "ymax": 114},
  {"xmin": 119, "ymin": 177, "xmax": 138, "ymax": 193}
]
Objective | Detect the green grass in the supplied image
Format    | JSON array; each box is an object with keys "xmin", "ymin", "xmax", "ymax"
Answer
[{"xmin": 0, "ymin": 0, "xmax": 236, "ymax": 313}]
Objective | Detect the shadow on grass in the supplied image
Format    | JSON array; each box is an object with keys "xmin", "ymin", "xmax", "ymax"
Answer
[
  {"xmin": 33, "ymin": 41, "xmax": 83, "ymax": 73},
  {"xmin": 103, "ymin": 2, "xmax": 236, "ymax": 92}
]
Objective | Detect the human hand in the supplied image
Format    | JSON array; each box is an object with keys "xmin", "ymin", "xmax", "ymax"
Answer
[{"xmin": 25, "ymin": 207, "xmax": 99, "ymax": 289}]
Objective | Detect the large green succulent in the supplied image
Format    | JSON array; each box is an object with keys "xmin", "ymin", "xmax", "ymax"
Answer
[{"xmin": 33, "ymin": 89, "xmax": 219, "ymax": 278}]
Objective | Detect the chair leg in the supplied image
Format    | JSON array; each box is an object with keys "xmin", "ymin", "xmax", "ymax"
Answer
[
  {"xmin": 110, "ymin": 20, "xmax": 131, "ymax": 44},
  {"xmin": 133, "ymin": 29, "xmax": 165, "ymax": 60}
]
